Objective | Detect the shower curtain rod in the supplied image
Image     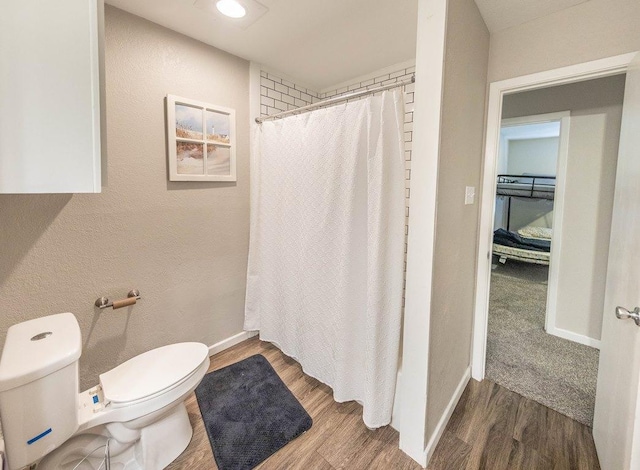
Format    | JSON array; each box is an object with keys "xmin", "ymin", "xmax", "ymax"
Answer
[{"xmin": 255, "ymin": 75, "xmax": 415, "ymax": 123}]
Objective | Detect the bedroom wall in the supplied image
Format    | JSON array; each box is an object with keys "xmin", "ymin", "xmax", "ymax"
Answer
[
  {"xmin": 496, "ymin": 137, "xmax": 559, "ymax": 231},
  {"xmin": 488, "ymin": 0, "xmax": 640, "ymax": 82},
  {"xmin": 0, "ymin": 6, "xmax": 251, "ymax": 389},
  {"xmin": 502, "ymin": 74, "xmax": 626, "ymax": 343},
  {"xmin": 507, "ymin": 137, "xmax": 559, "ymax": 176}
]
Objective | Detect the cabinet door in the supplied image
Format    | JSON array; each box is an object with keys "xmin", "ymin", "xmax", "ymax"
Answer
[{"xmin": 0, "ymin": 0, "xmax": 102, "ymax": 193}]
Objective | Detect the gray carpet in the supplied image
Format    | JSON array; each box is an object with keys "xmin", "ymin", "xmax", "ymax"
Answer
[{"xmin": 486, "ymin": 260, "xmax": 599, "ymax": 426}]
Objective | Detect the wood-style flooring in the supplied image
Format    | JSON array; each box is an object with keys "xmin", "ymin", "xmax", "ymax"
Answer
[
  {"xmin": 167, "ymin": 337, "xmax": 600, "ymax": 469},
  {"xmin": 429, "ymin": 379, "xmax": 600, "ymax": 470}
]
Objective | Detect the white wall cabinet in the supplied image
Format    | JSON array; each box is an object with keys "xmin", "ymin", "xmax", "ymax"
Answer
[{"xmin": 0, "ymin": 0, "xmax": 103, "ymax": 193}]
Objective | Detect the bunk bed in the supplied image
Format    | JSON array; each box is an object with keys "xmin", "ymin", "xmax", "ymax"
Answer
[{"xmin": 493, "ymin": 174, "xmax": 555, "ymax": 265}]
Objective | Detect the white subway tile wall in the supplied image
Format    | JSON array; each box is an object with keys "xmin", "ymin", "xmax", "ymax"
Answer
[
  {"xmin": 260, "ymin": 67, "xmax": 415, "ymax": 306},
  {"xmin": 259, "ymin": 71, "xmax": 320, "ymax": 117}
]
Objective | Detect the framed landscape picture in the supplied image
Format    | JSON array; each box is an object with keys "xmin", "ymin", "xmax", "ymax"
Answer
[{"xmin": 166, "ymin": 95, "xmax": 237, "ymax": 182}]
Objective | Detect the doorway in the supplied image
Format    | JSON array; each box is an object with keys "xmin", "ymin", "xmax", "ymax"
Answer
[
  {"xmin": 494, "ymin": 113, "xmax": 568, "ymax": 330},
  {"xmin": 473, "ymin": 55, "xmax": 624, "ymax": 425},
  {"xmin": 467, "ymin": 50, "xmax": 640, "ymax": 470},
  {"xmin": 485, "ymin": 108, "xmax": 603, "ymax": 425}
]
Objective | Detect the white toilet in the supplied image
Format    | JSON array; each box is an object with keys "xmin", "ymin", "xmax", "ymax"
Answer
[{"xmin": 0, "ymin": 312, "xmax": 210, "ymax": 470}]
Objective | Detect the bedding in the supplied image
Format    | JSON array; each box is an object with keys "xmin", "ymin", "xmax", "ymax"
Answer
[
  {"xmin": 493, "ymin": 228, "xmax": 551, "ymax": 252},
  {"xmin": 517, "ymin": 226, "xmax": 553, "ymax": 241},
  {"xmin": 492, "ymin": 228, "xmax": 551, "ymax": 265}
]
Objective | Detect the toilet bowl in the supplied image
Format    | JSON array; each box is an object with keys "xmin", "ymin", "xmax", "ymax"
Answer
[{"xmin": 0, "ymin": 313, "xmax": 210, "ymax": 470}]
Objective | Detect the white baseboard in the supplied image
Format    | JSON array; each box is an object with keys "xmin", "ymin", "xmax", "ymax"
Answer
[
  {"xmin": 547, "ymin": 326, "xmax": 601, "ymax": 349},
  {"xmin": 208, "ymin": 330, "xmax": 259, "ymax": 357},
  {"xmin": 423, "ymin": 367, "xmax": 471, "ymax": 465}
]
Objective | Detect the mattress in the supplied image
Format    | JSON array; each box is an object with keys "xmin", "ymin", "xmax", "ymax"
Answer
[
  {"xmin": 492, "ymin": 228, "xmax": 551, "ymax": 265},
  {"xmin": 492, "ymin": 243, "xmax": 551, "ymax": 265}
]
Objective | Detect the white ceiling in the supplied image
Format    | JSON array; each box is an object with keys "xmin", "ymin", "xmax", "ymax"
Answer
[
  {"xmin": 501, "ymin": 122, "xmax": 561, "ymax": 140},
  {"xmin": 105, "ymin": 0, "xmax": 419, "ymax": 91},
  {"xmin": 105, "ymin": 0, "xmax": 592, "ymax": 90},
  {"xmin": 474, "ymin": 0, "xmax": 591, "ymax": 32}
]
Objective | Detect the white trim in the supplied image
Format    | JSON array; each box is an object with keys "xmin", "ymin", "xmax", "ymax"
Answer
[
  {"xmin": 91, "ymin": 0, "xmax": 104, "ymax": 192},
  {"xmin": 208, "ymin": 331, "xmax": 258, "ymax": 357},
  {"xmin": 546, "ymin": 325, "xmax": 601, "ymax": 349},
  {"xmin": 424, "ymin": 368, "xmax": 471, "ymax": 464},
  {"xmin": 545, "ymin": 113, "xmax": 570, "ymax": 342},
  {"xmin": 472, "ymin": 52, "xmax": 636, "ymax": 381},
  {"xmin": 398, "ymin": 0, "xmax": 448, "ymax": 465},
  {"xmin": 501, "ymin": 114, "xmax": 564, "ymax": 130}
]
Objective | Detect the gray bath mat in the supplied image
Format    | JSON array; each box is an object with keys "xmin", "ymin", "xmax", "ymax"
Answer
[{"xmin": 195, "ymin": 354, "xmax": 312, "ymax": 470}]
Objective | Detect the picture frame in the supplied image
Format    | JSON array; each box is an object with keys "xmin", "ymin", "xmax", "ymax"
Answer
[{"xmin": 166, "ymin": 95, "xmax": 237, "ymax": 182}]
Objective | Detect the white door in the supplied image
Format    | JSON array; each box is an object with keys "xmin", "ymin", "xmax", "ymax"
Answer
[{"xmin": 593, "ymin": 53, "xmax": 640, "ymax": 470}]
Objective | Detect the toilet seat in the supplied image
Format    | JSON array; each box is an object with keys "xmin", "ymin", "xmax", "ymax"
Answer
[
  {"xmin": 77, "ymin": 354, "xmax": 210, "ymax": 434},
  {"xmin": 100, "ymin": 342, "xmax": 209, "ymax": 407}
]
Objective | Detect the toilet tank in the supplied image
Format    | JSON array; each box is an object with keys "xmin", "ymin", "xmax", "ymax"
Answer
[{"xmin": 0, "ymin": 313, "xmax": 82, "ymax": 470}]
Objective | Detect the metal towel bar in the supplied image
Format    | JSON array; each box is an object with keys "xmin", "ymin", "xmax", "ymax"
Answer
[{"xmin": 95, "ymin": 290, "xmax": 141, "ymax": 309}]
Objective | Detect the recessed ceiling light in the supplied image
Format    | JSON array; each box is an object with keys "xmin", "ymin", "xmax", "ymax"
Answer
[{"xmin": 216, "ymin": 0, "xmax": 246, "ymax": 18}]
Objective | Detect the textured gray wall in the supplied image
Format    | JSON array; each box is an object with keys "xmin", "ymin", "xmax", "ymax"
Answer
[
  {"xmin": 488, "ymin": 0, "xmax": 640, "ymax": 82},
  {"xmin": 425, "ymin": 0, "xmax": 490, "ymax": 442},
  {"xmin": 0, "ymin": 6, "xmax": 250, "ymax": 389}
]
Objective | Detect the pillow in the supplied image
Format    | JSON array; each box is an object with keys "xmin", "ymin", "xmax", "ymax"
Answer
[{"xmin": 517, "ymin": 226, "xmax": 552, "ymax": 240}]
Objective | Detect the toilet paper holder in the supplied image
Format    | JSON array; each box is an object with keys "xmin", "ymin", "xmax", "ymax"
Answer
[{"xmin": 95, "ymin": 290, "xmax": 141, "ymax": 310}]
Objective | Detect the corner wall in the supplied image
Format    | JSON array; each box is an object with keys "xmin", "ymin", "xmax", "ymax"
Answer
[
  {"xmin": 425, "ymin": 0, "xmax": 490, "ymax": 446},
  {"xmin": 0, "ymin": 6, "xmax": 251, "ymax": 389}
]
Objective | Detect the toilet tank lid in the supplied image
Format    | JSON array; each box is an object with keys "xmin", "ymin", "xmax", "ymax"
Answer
[{"xmin": 0, "ymin": 313, "xmax": 82, "ymax": 392}]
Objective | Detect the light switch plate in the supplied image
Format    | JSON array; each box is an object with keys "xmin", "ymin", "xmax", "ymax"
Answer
[{"xmin": 465, "ymin": 186, "xmax": 475, "ymax": 205}]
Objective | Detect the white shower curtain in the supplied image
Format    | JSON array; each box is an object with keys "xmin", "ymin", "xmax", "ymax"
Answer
[{"xmin": 245, "ymin": 90, "xmax": 406, "ymax": 427}]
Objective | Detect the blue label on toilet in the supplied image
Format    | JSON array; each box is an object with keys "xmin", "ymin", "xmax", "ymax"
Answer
[
  {"xmin": 27, "ymin": 428, "xmax": 52, "ymax": 445},
  {"xmin": 93, "ymin": 395, "xmax": 99, "ymax": 404}
]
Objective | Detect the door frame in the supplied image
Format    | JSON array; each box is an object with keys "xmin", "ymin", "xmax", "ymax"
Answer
[{"xmin": 471, "ymin": 52, "xmax": 637, "ymax": 381}]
